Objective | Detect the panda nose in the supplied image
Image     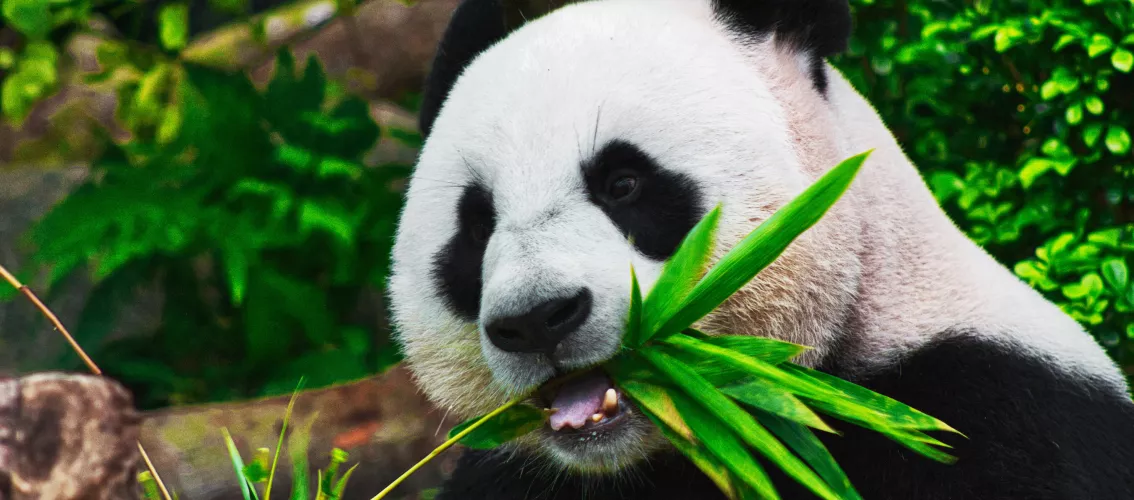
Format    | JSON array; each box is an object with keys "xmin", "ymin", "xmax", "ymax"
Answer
[{"xmin": 484, "ymin": 289, "xmax": 593, "ymax": 354}]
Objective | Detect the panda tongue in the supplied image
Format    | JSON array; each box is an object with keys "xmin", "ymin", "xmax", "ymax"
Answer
[{"xmin": 548, "ymin": 372, "xmax": 612, "ymax": 431}]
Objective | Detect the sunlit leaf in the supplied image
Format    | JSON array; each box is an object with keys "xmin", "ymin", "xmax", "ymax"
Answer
[
  {"xmin": 664, "ymin": 386, "xmax": 779, "ymax": 499},
  {"xmin": 781, "ymin": 364, "xmax": 958, "ymax": 434},
  {"xmin": 1112, "ymin": 48, "xmax": 1134, "ymax": 73},
  {"xmin": 722, "ymin": 378, "xmax": 835, "ymax": 433},
  {"xmin": 754, "ymin": 411, "xmax": 862, "ymax": 500},
  {"xmin": 1105, "ymin": 126, "xmax": 1131, "ymax": 154},
  {"xmin": 158, "ymin": 3, "xmax": 190, "ymax": 51},
  {"xmin": 655, "ymin": 150, "xmax": 872, "ymax": 339},
  {"xmin": 639, "ymin": 206, "xmax": 721, "ymax": 345},
  {"xmin": 447, "ymin": 405, "xmax": 545, "ymax": 449},
  {"xmin": 623, "ymin": 266, "xmax": 644, "ymax": 347},
  {"xmin": 641, "ymin": 350, "xmax": 843, "ymax": 500}
]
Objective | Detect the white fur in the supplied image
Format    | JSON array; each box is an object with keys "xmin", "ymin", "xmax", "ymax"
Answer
[{"xmin": 388, "ymin": 0, "xmax": 1129, "ymax": 469}]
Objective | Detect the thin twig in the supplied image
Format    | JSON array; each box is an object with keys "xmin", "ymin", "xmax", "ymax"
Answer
[
  {"xmin": 369, "ymin": 394, "xmax": 527, "ymax": 500},
  {"xmin": 137, "ymin": 443, "xmax": 173, "ymax": 500},
  {"xmin": 0, "ymin": 265, "xmax": 100, "ymax": 375},
  {"xmin": 0, "ymin": 263, "xmax": 173, "ymax": 500}
]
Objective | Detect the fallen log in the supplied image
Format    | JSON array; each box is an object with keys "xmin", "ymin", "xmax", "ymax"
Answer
[
  {"xmin": 138, "ymin": 365, "xmax": 458, "ymax": 500},
  {"xmin": 0, "ymin": 366, "xmax": 457, "ymax": 500}
]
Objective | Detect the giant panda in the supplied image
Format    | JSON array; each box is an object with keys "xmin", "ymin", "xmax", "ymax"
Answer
[{"xmin": 386, "ymin": 0, "xmax": 1134, "ymax": 498}]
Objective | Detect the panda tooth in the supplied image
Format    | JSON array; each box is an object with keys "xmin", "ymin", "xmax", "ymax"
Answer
[
  {"xmin": 592, "ymin": 413, "xmax": 603, "ymax": 423},
  {"xmin": 602, "ymin": 388, "xmax": 618, "ymax": 414}
]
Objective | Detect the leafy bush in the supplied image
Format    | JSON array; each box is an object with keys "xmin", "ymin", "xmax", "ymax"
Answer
[
  {"xmin": 834, "ymin": 0, "xmax": 1134, "ymax": 374},
  {"xmin": 2, "ymin": 0, "xmax": 414, "ymax": 408}
]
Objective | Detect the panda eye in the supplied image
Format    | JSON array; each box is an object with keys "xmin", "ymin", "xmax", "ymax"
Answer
[
  {"xmin": 605, "ymin": 170, "xmax": 641, "ymax": 202},
  {"xmin": 469, "ymin": 222, "xmax": 492, "ymax": 244}
]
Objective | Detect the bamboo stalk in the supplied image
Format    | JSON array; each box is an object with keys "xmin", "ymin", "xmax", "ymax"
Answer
[{"xmin": 0, "ymin": 263, "xmax": 173, "ymax": 500}]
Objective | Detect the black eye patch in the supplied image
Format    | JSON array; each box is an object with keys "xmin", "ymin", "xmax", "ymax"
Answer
[
  {"xmin": 432, "ymin": 184, "xmax": 495, "ymax": 321},
  {"xmin": 582, "ymin": 140, "xmax": 704, "ymax": 261}
]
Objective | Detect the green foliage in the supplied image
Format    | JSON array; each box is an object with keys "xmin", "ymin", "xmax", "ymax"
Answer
[
  {"xmin": 834, "ymin": 0, "xmax": 1134, "ymax": 372},
  {"xmin": 438, "ymin": 152, "xmax": 957, "ymax": 500},
  {"xmin": 15, "ymin": 50, "xmax": 410, "ymax": 408}
]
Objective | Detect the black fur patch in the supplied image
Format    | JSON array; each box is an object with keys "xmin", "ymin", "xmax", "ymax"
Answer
[
  {"xmin": 420, "ymin": 0, "xmax": 853, "ymax": 138},
  {"xmin": 582, "ymin": 141, "xmax": 704, "ymax": 261},
  {"xmin": 432, "ymin": 184, "xmax": 496, "ymax": 320},
  {"xmin": 712, "ymin": 0, "xmax": 852, "ymax": 94},
  {"xmin": 437, "ymin": 448, "xmax": 723, "ymax": 500},
  {"xmin": 419, "ymin": 0, "xmax": 510, "ymax": 138},
  {"xmin": 435, "ymin": 333, "xmax": 1134, "ymax": 499}
]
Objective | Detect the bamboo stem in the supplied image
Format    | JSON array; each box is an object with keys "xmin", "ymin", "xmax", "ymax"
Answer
[
  {"xmin": 369, "ymin": 395, "xmax": 527, "ymax": 500},
  {"xmin": 0, "ymin": 263, "xmax": 173, "ymax": 500}
]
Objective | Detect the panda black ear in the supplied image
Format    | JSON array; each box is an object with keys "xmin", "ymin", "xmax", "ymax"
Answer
[
  {"xmin": 418, "ymin": 0, "xmax": 572, "ymax": 138},
  {"xmin": 712, "ymin": 0, "xmax": 852, "ymax": 92}
]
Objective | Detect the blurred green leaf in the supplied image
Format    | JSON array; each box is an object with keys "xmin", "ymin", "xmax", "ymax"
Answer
[
  {"xmin": 1112, "ymin": 48, "xmax": 1134, "ymax": 72},
  {"xmin": 1105, "ymin": 126, "xmax": 1131, "ymax": 154},
  {"xmin": 1102, "ymin": 259, "xmax": 1129, "ymax": 292},
  {"xmin": 2, "ymin": 0, "xmax": 51, "ymax": 38},
  {"xmin": 158, "ymin": 3, "xmax": 190, "ymax": 51}
]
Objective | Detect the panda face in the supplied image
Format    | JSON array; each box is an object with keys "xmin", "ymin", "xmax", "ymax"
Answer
[{"xmin": 389, "ymin": 0, "xmax": 860, "ymax": 472}]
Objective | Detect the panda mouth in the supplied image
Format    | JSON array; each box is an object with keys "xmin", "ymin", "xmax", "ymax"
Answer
[{"xmin": 539, "ymin": 370, "xmax": 628, "ymax": 433}]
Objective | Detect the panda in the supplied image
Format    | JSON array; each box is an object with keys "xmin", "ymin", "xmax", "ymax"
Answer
[{"xmin": 387, "ymin": 0, "xmax": 1134, "ymax": 498}]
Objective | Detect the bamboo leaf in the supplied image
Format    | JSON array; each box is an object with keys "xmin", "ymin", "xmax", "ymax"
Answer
[
  {"xmin": 640, "ymin": 350, "xmax": 843, "ymax": 500},
  {"xmin": 655, "ymin": 150, "xmax": 871, "ymax": 338},
  {"xmin": 639, "ymin": 206, "xmax": 722, "ymax": 344},
  {"xmin": 721, "ymin": 378, "xmax": 835, "ymax": 433},
  {"xmin": 673, "ymin": 332, "xmax": 808, "ymax": 386},
  {"xmin": 447, "ymin": 405, "xmax": 545, "ymax": 449},
  {"xmin": 332, "ymin": 464, "xmax": 359, "ymax": 498},
  {"xmin": 642, "ymin": 407, "xmax": 740, "ymax": 499},
  {"xmin": 662, "ymin": 335, "xmax": 842, "ymax": 405},
  {"xmin": 266, "ymin": 379, "xmax": 305, "ymax": 500},
  {"xmin": 617, "ymin": 378, "xmax": 694, "ymax": 441},
  {"xmin": 753, "ymin": 411, "xmax": 862, "ymax": 500},
  {"xmin": 664, "ymin": 385, "xmax": 780, "ymax": 499},
  {"xmin": 782, "ymin": 364, "xmax": 957, "ymax": 433},
  {"xmin": 221, "ymin": 428, "xmax": 254, "ymax": 500},
  {"xmin": 624, "ymin": 266, "xmax": 645, "ymax": 347}
]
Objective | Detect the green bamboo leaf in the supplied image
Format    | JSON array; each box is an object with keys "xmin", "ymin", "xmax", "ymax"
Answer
[
  {"xmin": 664, "ymin": 385, "xmax": 780, "ymax": 499},
  {"xmin": 669, "ymin": 331, "xmax": 807, "ymax": 386},
  {"xmin": 655, "ymin": 151, "xmax": 871, "ymax": 339},
  {"xmin": 623, "ymin": 266, "xmax": 645, "ymax": 347},
  {"xmin": 641, "ymin": 350, "xmax": 843, "ymax": 500},
  {"xmin": 332, "ymin": 464, "xmax": 359, "ymax": 498},
  {"xmin": 640, "ymin": 206, "xmax": 722, "ymax": 343},
  {"xmin": 662, "ymin": 335, "xmax": 846, "ymax": 408},
  {"xmin": 674, "ymin": 334, "xmax": 809, "ymax": 387},
  {"xmin": 221, "ymin": 428, "xmax": 255, "ymax": 500},
  {"xmin": 618, "ymin": 378, "xmax": 695, "ymax": 441},
  {"xmin": 753, "ymin": 411, "xmax": 862, "ymax": 500},
  {"xmin": 721, "ymin": 378, "xmax": 835, "ymax": 433},
  {"xmin": 642, "ymin": 407, "xmax": 740, "ymax": 499},
  {"xmin": 701, "ymin": 334, "xmax": 810, "ymax": 366},
  {"xmin": 447, "ymin": 405, "xmax": 545, "ymax": 449},
  {"xmin": 782, "ymin": 364, "xmax": 958, "ymax": 433}
]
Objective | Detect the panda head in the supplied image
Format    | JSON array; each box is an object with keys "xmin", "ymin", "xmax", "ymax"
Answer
[{"xmin": 389, "ymin": 0, "xmax": 861, "ymax": 473}]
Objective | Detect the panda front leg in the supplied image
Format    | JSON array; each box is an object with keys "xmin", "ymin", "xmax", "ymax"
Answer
[{"xmin": 790, "ymin": 333, "xmax": 1134, "ymax": 500}]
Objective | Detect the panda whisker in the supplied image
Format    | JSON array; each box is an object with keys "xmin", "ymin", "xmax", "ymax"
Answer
[{"xmin": 590, "ymin": 100, "xmax": 606, "ymax": 156}]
